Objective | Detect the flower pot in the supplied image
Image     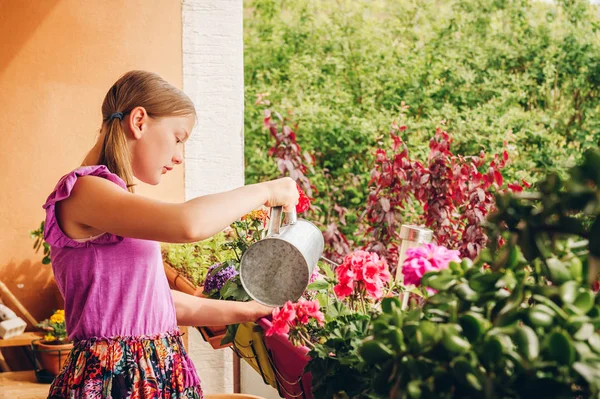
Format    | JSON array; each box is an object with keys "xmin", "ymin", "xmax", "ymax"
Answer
[
  {"xmin": 164, "ymin": 262, "xmax": 203, "ymax": 296},
  {"xmin": 196, "ymin": 324, "xmax": 231, "ymax": 350},
  {"xmin": 33, "ymin": 340, "xmax": 73, "ymax": 376},
  {"xmin": 258, "ymin": 318, "xmax": 314, "ymax": 399},
  {"xmin": 231, "ymin": 322, "xmax": 279, "ymax": 390}
]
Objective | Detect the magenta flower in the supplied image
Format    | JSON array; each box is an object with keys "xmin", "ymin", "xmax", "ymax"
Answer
[{"xmin": 401, "ymin": 243, "xmax": 461, "ymax": 286}]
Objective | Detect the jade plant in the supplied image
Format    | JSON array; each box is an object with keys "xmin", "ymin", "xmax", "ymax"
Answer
[{"xmin": 359, "ymin": 149, "xmax": 600, "ymax": 398}]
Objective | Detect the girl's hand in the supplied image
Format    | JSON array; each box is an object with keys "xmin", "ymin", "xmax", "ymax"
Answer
[
  {"xmin": 264, "ymin": 177, "xmax": 299, "ymax": 212},
  {"xmin": 248, "ymin": 300, "xmax": 274, "ymax": 321}
]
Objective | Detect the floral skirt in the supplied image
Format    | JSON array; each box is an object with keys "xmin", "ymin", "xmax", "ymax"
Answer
[{"xmin": 47, "ymin": 330, "xmax": 202, "ymax": 399}]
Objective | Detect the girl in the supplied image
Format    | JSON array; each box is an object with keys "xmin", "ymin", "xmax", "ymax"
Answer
[{"xmin": 43, "ymin": 70, "xmax": 299, "ymax": 398}]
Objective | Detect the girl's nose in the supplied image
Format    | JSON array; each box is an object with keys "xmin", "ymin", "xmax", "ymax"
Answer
[{"xmin": 173, "ymin": 150, "xmax": 183, "ymax": 165}]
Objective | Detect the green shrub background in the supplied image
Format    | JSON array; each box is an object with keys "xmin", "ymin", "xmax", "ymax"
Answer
[{"xmin": 243, "ymin": 0, "xmax": 600, "ymax": 236}]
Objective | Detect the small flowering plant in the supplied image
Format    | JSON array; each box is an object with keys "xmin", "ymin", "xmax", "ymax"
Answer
[
  {"xmin": 265, "ymin": 299, "xmax": 325, "ymax": 347},
  {"xmin": 37, "ymin": 309, "xmax": 69, "ymax": 344},
  {"xmin": 264, "ymin": 251, "xmax": 393, "ymax": 398},
  {"xmin": 202, "ymin": 260, "xmax": 250, "ymax": 302}
]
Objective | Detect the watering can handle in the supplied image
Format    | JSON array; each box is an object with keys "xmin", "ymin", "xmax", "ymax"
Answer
[{"xmin": 267, "ymin": 206, "xmax": 297, "ymax": 236}]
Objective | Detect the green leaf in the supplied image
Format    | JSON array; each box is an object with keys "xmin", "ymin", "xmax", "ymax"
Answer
[
  {"xmin": 546, "ymin": 258, "xmax": 572, "ymax": 284},
  {"xmin": 454, "ymin": 283, "xmax": 480, "ymax": 301},
  {"xmin": 319, "ymin": 262, "xmax": 335, "ymax": 280},
  {"xmin": 465, "ymin": 373, "xmax": 483, "ymax": 392},
  {"xmin": 590, "ymin": 219, "xmax": 600, "ymax": 258},
  {"xmin": 306, "ymin": 279, "xmax": 330, "ymax": 291},
  {"xmin": 573, "ymin": 323, "xmax": 595, "ymax": 341},
  {"xmin": 559, "ymin": 281, "xmax": 578, "ymax": 304},
  {"xmin": 381, "ymin": 297, "xmax": 402, "ymax": 314},
  {"xmin": 527, "ymin": 308, "xmax": 554, "ymax": 328},
  {"xmin": 469, "ymin": 273, "xmax": 501, "ymax": 293},
  {"xmin": 419, "ymin": 320, "xmax": 442, "ymax": 347},
  {"xmin": 442, "ymin": 325, "xmax": 471, "ymax": 354},
  {"xmin": 407, "ymin": 380, "xmax": 422, "ymax": 398},
  {"xmin": 387, "ymin": 328, "xmax": 406, "ymax": 352},
  {"xmin": 573, "ymin": 289, "xmax": 594, "ymax": 314},
  {"xmin": 546, "ymin": 331, "xmax": 576, "ymax": 366},
  {"xmin": 589, "ymin": 333, "xmax": 600, "ymax": 354},
  {"xmin": 573, "ymin": 361, "xmax": 600, "ymax": 387},
  {"xmin": 359, "ymin": 339, "xmax": 394, "ymax": 364},
  {"xmin": 513, "ymin": 325, "xmax": 539, "ymax": 361},
  {"xmin": 481, "ymin": 336, "xmax": 504, "ymax": 365},
  {"xmin": 507, "ymin": 245, "xmax": 521, "ymax": 269},
  {"xmin": 426, "ymin": 275, "xmax": 458, "ymax": 291},
  {"xmin": 459, "ymin": 312, "xmax": 491, "ymax": 343}
]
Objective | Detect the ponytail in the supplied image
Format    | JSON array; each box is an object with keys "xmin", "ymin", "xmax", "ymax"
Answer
[{"xmin": 98, "ymin": 118, "xmax": 135, "ymax": 192}]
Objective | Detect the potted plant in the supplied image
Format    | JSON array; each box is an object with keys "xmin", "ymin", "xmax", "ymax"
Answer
[
  {"xmin": 162, "ymin": 231, "xmax": 232, "ymax": 295},
  {"xmin": 359, "ymin": 149, "xmax": 600, "ymax": 398},
  {"xmin": 33, "ymin": 309, "xmax": 73, "ymax": 376}
]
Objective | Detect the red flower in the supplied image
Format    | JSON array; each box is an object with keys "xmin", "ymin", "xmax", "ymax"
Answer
[{"xmin": 296, "ymin": 184, "xmax": 311, "ymax": 213}]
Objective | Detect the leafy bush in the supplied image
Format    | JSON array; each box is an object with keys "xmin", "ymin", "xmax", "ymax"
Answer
[{"xmin": 244, "ymin": 0, "xmax": 600, "ymax": 237}]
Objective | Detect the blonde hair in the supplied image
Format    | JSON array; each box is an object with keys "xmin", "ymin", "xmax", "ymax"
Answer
[{"xmin": 98, "ymin": 70, "xmax": 195, "ymax": 192}]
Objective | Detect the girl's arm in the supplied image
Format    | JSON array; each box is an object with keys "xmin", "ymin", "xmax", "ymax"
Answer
[
  {"xmin": 58, "ymin": 175, "xmax": 298, "ymax": 243},
  {"xmin": 170, "ymin": 290, "xmax": 272, "ymax": 326}
]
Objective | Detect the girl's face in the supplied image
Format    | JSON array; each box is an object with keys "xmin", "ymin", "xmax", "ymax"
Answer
[{"xmin": 128, "ymin": 109, "xmax": 195, "ymax": 185}]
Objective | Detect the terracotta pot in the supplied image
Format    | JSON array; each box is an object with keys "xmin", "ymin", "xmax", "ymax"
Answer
[
  {"xmin": 163, "ymin": 262, "xmax": 203, "ymax": 296},
  {"xmin": 196, "ymin": 325, "xmax": 232, "ymax": 350},
  {"xmin": 34, "ymin": 340, "xmax": 73, "ymax": 376}
]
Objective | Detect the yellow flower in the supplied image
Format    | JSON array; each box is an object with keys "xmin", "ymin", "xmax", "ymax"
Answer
[
  {"xmin": 44, "ymin": 333, "xmax": 56, "ymax": 342},
  {"xmin": 50, "ymin": 314, "xmax": 65, "ymax": 324}
]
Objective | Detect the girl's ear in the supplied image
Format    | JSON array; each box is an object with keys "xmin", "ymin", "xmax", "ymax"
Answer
[{"xmin": 128, "ymin": 106, "xmax": 148, "ymax": 140}]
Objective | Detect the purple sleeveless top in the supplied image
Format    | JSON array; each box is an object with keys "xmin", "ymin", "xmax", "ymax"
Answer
[{"xmin": 43, "ymin": 165, "xmax": 178, "ymax": 341}]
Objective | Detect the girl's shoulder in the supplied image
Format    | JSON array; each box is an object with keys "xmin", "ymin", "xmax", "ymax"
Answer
[
  {"xmin": 42, "ymin": 165, "xmax": 127, "ymax": 248},
  {"xmin": 44, "ymin": 165, "xmax": 126, "ymax": 207}
]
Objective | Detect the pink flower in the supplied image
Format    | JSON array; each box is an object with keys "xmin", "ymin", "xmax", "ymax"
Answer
[
  {"xmin": 401, "ymin": 243, "xmax": 461, "ymax": 286},
  {"xmin": 333, "ymin": 280, "xmax": 354, "ymax": 298},
  {"xmin": 333, "ymin": 250, "xmax": 391, "ymax": 300},
  {"xmin": 266, "ymin": 301, "xmax": 296, "ymax": 336},
  {"xmin": 296, "ymin": 299, "xmax": 325, "ymax": 326},
  {"xmin": 266, "ymin": 299, "xmax": 325, "ymax": 337}
]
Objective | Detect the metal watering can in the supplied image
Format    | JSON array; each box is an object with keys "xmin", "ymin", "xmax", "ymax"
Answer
[{"xmin": 240, "ymin": 206, "xmax": 324, "ymax": 307}]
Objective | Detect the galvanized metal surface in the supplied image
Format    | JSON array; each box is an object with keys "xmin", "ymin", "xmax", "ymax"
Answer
[{"xmin": 240, "ymin": 207, "xmax": 324, "ymax": 307}]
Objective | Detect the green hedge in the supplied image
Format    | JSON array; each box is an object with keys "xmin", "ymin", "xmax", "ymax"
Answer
[{"xmin": 244, "ymin": 0, "xmax": 600, "ymax": 235}]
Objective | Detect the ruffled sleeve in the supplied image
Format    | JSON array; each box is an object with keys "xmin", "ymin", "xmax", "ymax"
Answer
[{"xmin": 42, "ymin": 165, "xmax": 127, "ymax": 248}]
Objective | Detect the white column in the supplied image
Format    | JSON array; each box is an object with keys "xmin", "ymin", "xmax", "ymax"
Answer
[
  {"xmin": 183, "ymin": 0, "xmax": 245, "ymax": 199},
  {"xmin": 182, "ymin": 1, "xmax": 279, "ymax": 397}
]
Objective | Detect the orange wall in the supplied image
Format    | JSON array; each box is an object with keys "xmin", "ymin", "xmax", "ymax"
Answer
[{"xmin": 0, "ymin": 0, "xmax": 184, "ymax": 339}]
